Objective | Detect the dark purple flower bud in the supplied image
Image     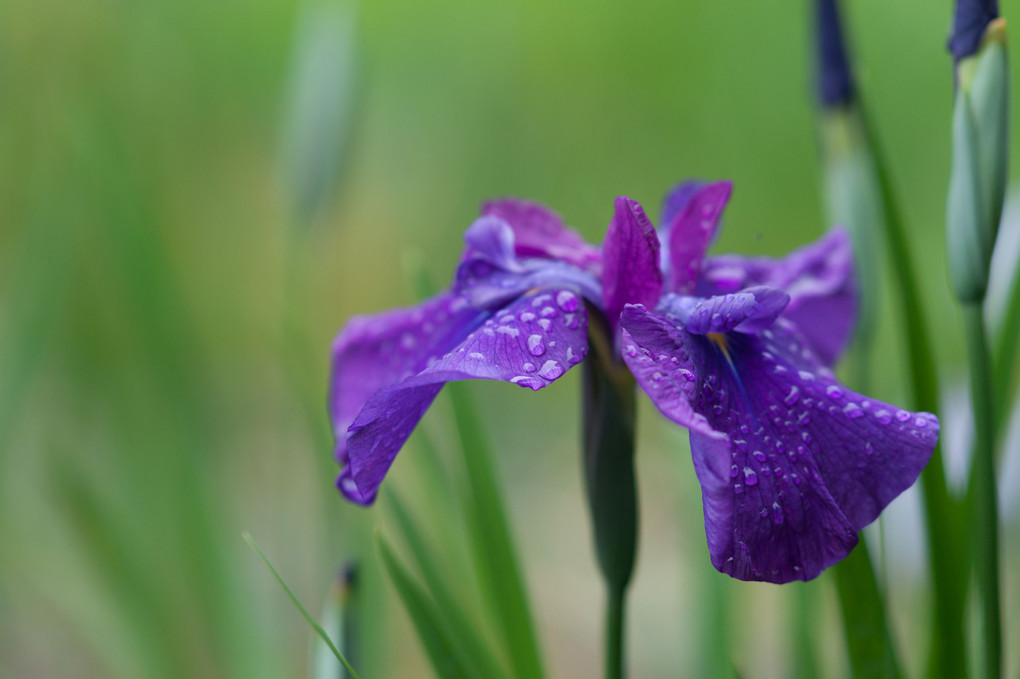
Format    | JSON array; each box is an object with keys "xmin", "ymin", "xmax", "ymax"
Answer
[
  {"xmin": 815, "ymin": 0, "xmax": 856, "ymax": 108},
  {"xmin": 948, "ymin": 0, "xmax": 1000, "ymax": 62}
]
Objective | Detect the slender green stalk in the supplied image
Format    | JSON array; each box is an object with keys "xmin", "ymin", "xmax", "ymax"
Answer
[
  {"xmin": 857, "ymin": 103, "xmax": 969, "ymax": 679},
  {"xmin": 962, "ymin": 305, "xmax": 1002, "ymax": 679},
  {"xmin": 242, "ymin": 532, "xmax": 363, "ymax": 679},
  {"xmin": 832, "ymin": 540, "xmax": 901, "ymax": 679},
  {"xmin": 993, "ymin": 265, "xmax": 1020, "ymax": 433},
  {"xmin": 604, "ymin": 587, "xmax": 625, "ymax": 679}
]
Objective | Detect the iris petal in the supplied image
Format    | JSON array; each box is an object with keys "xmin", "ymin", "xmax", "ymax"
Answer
[
  {"xmin": 602, "ymin": 197, "xmax": 663, "ymax": 335},
  {"xmin": 698, "ymin": 229, "xmax": 857, "ymax": 365},
  {"xmin": 342, "ymin": 289, "xmax": 589, "ymax": 504},
  {"xmin": 329, "ymin": 291, "xmax": 480, "ymax": 466},
  {"xmin": 620, "ymin": 300, "xmax": 936, "ymax": 582},
  {"xmin": 665, "ymin": 181, "xmax": 733, "ymax": 294},
  {"xmin": 481, "ymin": 198, "xmax": 600, "ymax": 270}
]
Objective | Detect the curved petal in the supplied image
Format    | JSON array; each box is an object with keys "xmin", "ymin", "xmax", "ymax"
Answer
[
  {"xmin": 602, "ymin": 197, "xmax": 663, "ymax": 335},
  {"xmin": 342, "ymin": 289, "xmax": 590, "ymax": 504},
  {"xmin": 680, "ymin": 287, "xmax": 790, "ymax": 335},
  {"xmin": 481, "ymin": 198, "xmax": 600, "ymax": 270},
  {"xmin": 619, "ymin": 302, "xmax": 937, "ymax": 582},
  {"xmin": 698, "ymin": 228, "xmax": 857, "ymax": 365},
  {"xmin": 665, "ymin": 181, "xmax": 733, "ymax": 294},
  {"xmin": 660, "ymin": 180, "xmax": 706, "ymax": 230},
  {"xmin": 329, "ymin": 291, "xmax": 481, "ymax": 465}
]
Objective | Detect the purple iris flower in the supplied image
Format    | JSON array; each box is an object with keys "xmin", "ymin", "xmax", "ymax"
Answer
[
  {"xmin": 329, "ymin": 198, "xmax": 655, "ymax": 505},
  {"xmin": 618, "ymin": 181, "xmax": 939, "ymax": 583}
]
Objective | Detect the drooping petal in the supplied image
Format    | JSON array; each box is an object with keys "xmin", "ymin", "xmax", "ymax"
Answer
[
  {"xmin": 698, "ymin": 228, "xmax": 857, "ymax": 365},
  {"xmin": 602, "ymin": 197, "xmax": 663, "ymax": 334},
  {"xmin": 619, "ymin": 300, "xmax": 936, "ymax": 582},
  {"xmin": 481, "ymin": 198, "xmax": 600, "ymax": 270},
  {"xmin": 342, "ymin": 289, "xmax": 590, "ymax": 504},
  {"xmin": 329, "ymin": 291, "xmax": 481, "ymax": 465},
  {"xmin": 665, "ymin": 181, "xmax": 733, "ymax": 294}
]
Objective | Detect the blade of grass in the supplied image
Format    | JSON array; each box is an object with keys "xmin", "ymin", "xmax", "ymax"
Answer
[
  {"xmin": 386, "ymin": 489, "xmax": 510, "ymax": 679},
  {"xmin": 376, "ymin": 532, "xmax": 473, "ymax": 679},
  {"xmin": 242, "ymin": 532, "xmax": 362, "ymax": 679},
  {"xmin": 832, "ymin": 539, "xmax": 902, "ymax": 679},
  {"xmin": 447, "ymin": 383, "xmax": 547, "ymax": 679}
]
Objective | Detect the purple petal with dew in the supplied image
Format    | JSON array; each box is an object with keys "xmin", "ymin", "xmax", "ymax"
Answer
[
  {"xmin": 481, "ymin": 198, "xmax": 600, "ymax": 271},
  {"xmin": 342, "ymin": 288, "xmax": 589, "ymax": 504},
  {"xmin": 698, "ymin": 228, "xmax": 856, "ymax": 366},
  {"xmin": 329, "ymin": 291, "xmax": 481, "ymax": 467},
  {"xmin": 602, "ymin": 197, "xmax": 663, "ymax": 335},
  {"xmin": 682, "ymin": 286, "xmax": 790, "ymax": 335},
  {"xmin": 620, "ymin": 301, "xmax": 937, "ymax": 583},
  {"xmin": 664, "ymin": 181, "xmax": 733, "ymax": 295}
]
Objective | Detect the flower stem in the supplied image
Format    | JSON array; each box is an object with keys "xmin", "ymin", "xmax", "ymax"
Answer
[
  {"xmin": 604, "ymin": 586, "xmax": 626, "ymax": 679},
  {"xmin": 963, "ymin": 304, "xmax": 1002, "ymax": 679}
]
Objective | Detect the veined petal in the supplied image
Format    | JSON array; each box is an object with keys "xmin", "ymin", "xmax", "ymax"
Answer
[
  {"xmin": 342, "ymin": 289, "xmax": 589, "ymax": 504},
  {"xmin": 699, "ymin": 228, "xmax": 857, "ymax": 365},
  {"xmin": 481, "ymin": 198, "xmax": 600, "ymax": 270},
  {"xmin": 602, "ymin": 197, "xmax": 663, "ymax": 334},
  {"xmin": 329, "ymin": 291, "xmax": 480, "ymax": 466},
  {"xmin": 620, "ymin": 302, "xmax": 936, "ymax": 583},
  {"xmin": 666, "ymin": 181, "xmax": 733, "ymax": 294},
  {"xmin": 681, "ymin": 287, "xmax": 790, "ymax": 335}
]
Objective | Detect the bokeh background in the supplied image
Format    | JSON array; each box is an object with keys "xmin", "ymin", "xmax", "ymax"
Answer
[{"xmin": 2, "ymin": 0, "xmax": 1019, "ymax": 676}]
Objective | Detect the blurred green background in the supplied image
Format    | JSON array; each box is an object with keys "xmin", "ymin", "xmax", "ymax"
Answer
[{"xmin": 2, "ymin": 0, "xmax": 1018, "ymax": 676}]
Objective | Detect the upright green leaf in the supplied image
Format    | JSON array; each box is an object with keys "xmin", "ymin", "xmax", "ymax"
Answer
[
  {"xmin": 376, "ymin": 533, "xmax": 472, "ymax": 679},
  {"xmin": 387, "ymin": 490, "xmax": 510, "ymax": 679},
  {"xmin": 447, "ymin": 383, "xmax": 547, "ymax": 679}
]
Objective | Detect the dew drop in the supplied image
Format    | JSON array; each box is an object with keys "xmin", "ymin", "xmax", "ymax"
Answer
[
  {"xmin": 523, "ymin": 362, "xmax": 536, "ymax": 372},
  {"xmin": 734, "ymin": 439, "xmax": 748, "ymax": 452},
  {"xmin": 626, "ymin": 344, "xmax": 638, "ymax": 357},
  {"xmin": 556, "ymin": 290, "xmax": 579, "ymax": 311},
  {"xmin": 797, "ymin": 370, "xmax": 814, "ymax": 381},
  {"xmin": 914, "ymin": 416, "xmax": 927, "ymax": 428},
  {"xmin": 730, "ymin": 464, "xmax": 739, "ymax": 478},
  {"xmin": 865, "ymin": 442, "xmax": 874, "ymax": 456},
  {"xmin": 895, "ymin": 409, "xmax": 911, "ymax": 422},
  {"xmin": 567, "ymin": 347, "xmax": 580, "ymax": 364},
  {"xmin": 468, "ymin": 352, "xmax": 485, "ymax": 360},
  {"xmin": 874, "ymin": 409, "xmax": 892, "ymax": 425},
  {"xmin": 743, "ymin": 468, "xmax": 758, "ymax": 486},
  {"xmin": 753, "ymin": 450, "xmax": 767, "ymax": 463},
  {"xmin": 843, "ymin": 403, "xmax": 864, "ymax": 419},
  {"xmin": 540, "ymin": 306, "xmax": 557, "ymax": 318},
  {"xmin": 826, "ymin": 385, "xmax": 844, "ymax": 400},
  {"xmin": 772, "ymin": 502, "xmax": 785, "ymax": 524},
  {"xmin": 538, "ymin": 360, "xmax": 564, "ymax": 380},
  {"xmin": 774, "ymin": 365, "xmax": 788, "ymax": 375},
  {"xmin": 519, "ymin": 311, "xmax": 536, "ymax": 323},
  {"xmin": 538, "ymin": 318, "xmax": 552, "ymax": 331},
  {"xmin": 527, "ymin": 335, "xmax": 545, "ymax": 356},
  {"xmin": 679, "ymin": 368, "xmax": 696, "ymax": 382},
  {"xmin": 784, "ymin": 386, "xmax": 800, "ymax": 406}
]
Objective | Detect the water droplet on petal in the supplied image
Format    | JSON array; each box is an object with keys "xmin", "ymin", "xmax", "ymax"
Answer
[
  {"xmin": 874, "ymin": 409, "xmax": 892, "ymax": 425},
  {"xmin": 865, "ymin": 442, "xmax": 874, "ymax": 455},
  {"xmin": 679, "ymin": 369, "xmax": 696, "ymax": 381},
  {"xmin": 527, "ymin": 335, "xmax": 545, "ymax": 356},
  {"xmin": 626, "ymin": 344, "xmax": 638, "ymax": 357},
  {"xmin": 784, "ymin": 386, "xmax": 800, "ymax": 406},
  {"xmin": 895, "ymin": 409, "xmax": 911, "ymax": 422},
  {"xmin": 538, "ymin": 318, "xmax": 552, "ymax": 331},
  {"xmin": 826, "ymin": 385, "xmax": 844, "ymax": 400},
  {"xmin": 843, "ymin": 403, "xmax": 864, "ymax": 419},
  {"xmin": 730, "ymin": 464, "xmax": 739, "ymax": 478},
  {"xmin": 556, "ymin": 290, "xmax": 579, "ymax": 311},
  {"xmin": 538, "ymin": 360, "xmax": 564, "ymax": 380},
  {"xmin": 519, "ymin": 311, "xmax": 536, "ymax": 323},
  {"xmin": 753, "ymin": 450, "xmax": 767, "ymax": 463},
  {"xmin": 743, "ymin": 468, "xmax": 758, "ymax": 486},
  {"xmin": 523, "ymin": 362, "xmax": 536, "ymax": 372}
]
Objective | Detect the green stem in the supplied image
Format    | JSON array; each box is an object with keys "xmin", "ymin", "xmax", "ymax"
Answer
[
  {"xmin": 993, "ymin": 264, "xmax": 1020, "ymax": 435},
  {"xmin": 832, "ymin": 540, "xmax": 901, "ymax": 679},
  {"xmin": 604, "ymin": 587, "xmax": 625, "ymax": 679},
  {"xmin": 963, "ymin": 304, "xmax": 1002, "ymax": 679},
  {"xmin": 857, "ymin": 103, "xmax": 968, "ymax": 679}
]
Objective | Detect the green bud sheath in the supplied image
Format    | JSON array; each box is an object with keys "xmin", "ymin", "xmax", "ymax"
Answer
[
  {"xmin": 582, "ymin": 311, "xmax": 638, "ymax": 596},
  {"xmin": 947, "ymin": 20, "xmax": 1010, "ymax": 303}
]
